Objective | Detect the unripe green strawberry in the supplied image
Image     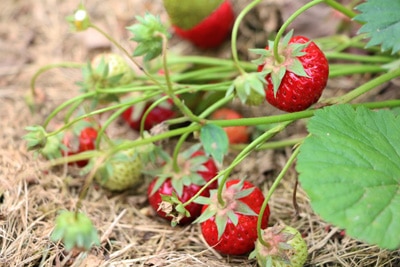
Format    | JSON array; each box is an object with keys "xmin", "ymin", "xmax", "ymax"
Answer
[
  {"xmin": 250, "ymin": 225, "xmax": 308, "ymax": 267},
  {"xmin": 94, "ymin": 147, "xmax": 143, "ymax": 191},
  {"xmin": 90, "ymin": 53, "xmax": 134, "ymax": 86},
  {"xmin": 82, "ymin": 53, "xmax": 134, "ymax": 102}
]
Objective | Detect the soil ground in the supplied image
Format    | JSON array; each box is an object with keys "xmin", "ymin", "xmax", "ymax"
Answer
[{"xmin": 1, "ymin": 0, "xmax": 399, "ymax": 266}]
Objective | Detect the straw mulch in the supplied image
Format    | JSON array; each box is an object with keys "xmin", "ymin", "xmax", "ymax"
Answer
[{"xmin": 1, "ymin": 0, "xmax": 399, "ymax": 266}]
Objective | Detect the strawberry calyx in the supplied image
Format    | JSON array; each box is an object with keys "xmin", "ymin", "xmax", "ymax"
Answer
[
  {"xmin": 127, "ymin": 13, "xmax": 170, "ymax": 61},
  {"xmin": 249, "ymin": 224, "xmax": 308, "ymax": 267},
  {"xmin": 251, "ymin": 30, "xmax": 310, "ymax": 97},
  {"xmin": 50, "ymin": 210, "xmax": 100, "ymax": 251},
  {"xmin": 193, "ymin": 179, "xmax": 257, "ymax": 239},
  {"xmin": 227, "ymin": 72, "xmax": 267, "ymax": 106},
  {"xmin": 148, "ymin": 144, "xmax": 210, "ymax": 198}
]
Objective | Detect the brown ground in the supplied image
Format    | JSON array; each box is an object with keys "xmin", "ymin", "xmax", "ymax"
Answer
[{"xmin": 1, "ymin": 0, "xmax": 399, "ymax": 266}]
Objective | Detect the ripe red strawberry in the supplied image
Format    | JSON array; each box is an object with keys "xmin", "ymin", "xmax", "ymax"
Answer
[
  {"xmin": 250, "ymin": 224, "xmax": 308, "ymax": 267},
  {"xmin": 210, "ymin": 108, "xmax": 249, "ymax": 144},
  {"xmin": 194, "ymin": 179, "xmax": 270, "ymax": 255},
  {"xmin": 121, "ymin": 98, "xmax": 176, "ymax": 131},
  {"xmin": 61, "ymin": 122, "xmax": 98, "ymax": 167},
  {"xmin": 163, "ymin": 0, "xmax": 235, "ymax": 49},
  {"xmin": 255, "ymin": 32, "xmax": 329, "ymax": 112},
  {"xmin": 147, "ymin": 146, "xmax": 218, "ymax": 225}
]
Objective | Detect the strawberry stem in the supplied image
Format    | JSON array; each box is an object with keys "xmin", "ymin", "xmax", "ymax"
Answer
[
  {"xmin": 171, "ymin": 93, "xmax": 235, "ymax": 173},
  {"xmin": 157, "ymin": 32, "xmax": 204, "ymax": 125},
  {"xmin": 230, "ymin": 0, "xmax": 263, "ymax": 75},
  {"xmin": 216, "ymin": 120, "xmax": 294, "ymax": 206},
  {"xmin": 273, "ymin": 0, "xmax": 325, "ymax": 64},
  {"xmin": 324, "ymin": 0, "xmax": 357, "ymax": 19},
  {"xmin": 256, "ymin": 144, "xmax": 302, "ymax": 247},
  {"xmin": 329, "ymin": 68, "xmax": 400, "ymax": 104},
  {"xmin": 30, "ymin": 62, "xmax": 83, "ymax": 100}
]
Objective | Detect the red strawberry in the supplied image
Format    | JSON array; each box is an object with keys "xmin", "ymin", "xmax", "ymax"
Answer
[
  {"xmin": 163, "ymin": 0, "xmax": 235, "ymax": 49},
  {"xmin": 210, "ymin": 108, "xmax": 249, "ymax": 144},
  {"xmin": 147, "ymin": 146, "xmax": 218, "ymax": 225},
  {"xmin": 121, "ymin": 98, "xmax": 176, "ymax": 131},
  {"xmin": 255, "ymin": 31, "xmax": 329, "ymax": 112},
  {"xmin": 62, "ymin": 123, "xmax": 98, "ymax": 167},
  {"xmin": 194, "ymin": 179, "xmax": 270, "ymax": 255}
]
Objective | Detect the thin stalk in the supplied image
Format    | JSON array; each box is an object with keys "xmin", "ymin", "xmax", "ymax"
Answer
[
  {"xmin": 257, "ymin": 145, "xmax": 302, "ymax": 246},
  {"xmin": 231, "ymin": 0, "xmax": 262, "ymax": 74},
  {"xmin": 273, "ymin": 0, "xmax": 325, "ymax": 63},
  {"xmin": 89, "ymin": 23, "xmax": 164, "ymax": 88},
  {"xmin": 329, "ymin": 65, "xmax": 385, "ymax": 77},
  {"xmin": 217, "ymin": 121, "xmax": 293, "ymax": 206},
  {"xmin": 325, "ymin": 52, "xmax": 393, "ymax": 63},
  {"xmin": 230, "ymin": 137, "xmax": 305, "ymax": 151},
  {"xmin": 324, "ymin": 0, "xmax": 357, "ymax": 19},
  {"xmin": 30, "ymin": 62, "xmax": 83, "ymax": 97},
  {"xmin": 332, "ymin": 68, "xmax": 400, "ymax": 103},
  {"xmin": 158, "ymin": 33, "xmax": 203, "ymax": 125},
  {"xmin": 43, "ymin": 91, "xmax": 96, "ymax": 129},
  {"xmin": 171, "ymin": 94, "xmax": 235, "ymax": 173}
]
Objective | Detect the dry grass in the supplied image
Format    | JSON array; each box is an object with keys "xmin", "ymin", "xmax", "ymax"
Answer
[{"xmin": 1, "ymin": 0, "xmax": 399, "ymax": 266}]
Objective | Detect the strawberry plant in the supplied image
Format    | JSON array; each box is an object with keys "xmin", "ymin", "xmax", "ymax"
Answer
[{"xmin": 23, "ymin": 0, "xmax": 400, "ymax": 265}]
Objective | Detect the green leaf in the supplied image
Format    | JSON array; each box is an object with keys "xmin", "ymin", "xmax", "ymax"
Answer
[
  {"xmin": 200, "ymin": 123, "xmax": 228, "ymax": 165},
  {"xmin": 354, "ymin": 0, "xmax": 400, "ymax": 54},
  {"xmin": 296, "ymin": 104, "xmax": 400, "ymax": 250}
]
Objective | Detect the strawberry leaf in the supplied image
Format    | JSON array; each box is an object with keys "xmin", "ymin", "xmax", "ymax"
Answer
[
  {"xmin": 354, "ymin": 0, "xmax": 400, "ymax": 54},
  {"xmin": 297, "ymin": 104, "xmax": 400, "ymax": 250},
  {"xmin": 200, "ymin": 123, "xmax": 228, "ymax": 165}
]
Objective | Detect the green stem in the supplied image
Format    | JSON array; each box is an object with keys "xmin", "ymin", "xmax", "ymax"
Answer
[
  {"xmin": 230, "ymin": 137, "xmax": 305, "ymax": 151},
  {"xmin": 230, "ymin": 0, "xmax": 262, "ymax": 74},
  {"xmin": 158, "ymin": 33, "xmax": 203, "ymax": 126},
  {"xmin": 43, "ymin": 99, "xmax": 400, "ymax": 169},
  {"xmin": 325, "ymin": 52, "xmax": 393, "ymax": 63},
  {"xmin": 257, "ymin": 144, "xmax": 302, "ymax": 247},
  {"xmin": 329, "ymin": 64, "xmax": 385, "ymax": 78},
  {"xmin": 30, "ymin": 62, "xmax": 83, "ymax": 97},
  {"xmin": 89, "ymin": 23, "xmax": 163, "ymax": 88},
  {"xmin": 171, "ymin": 94, "xmax": 235, "ymax": 173},
  {"xmin": 43, "ymin": 91, "xmax": 96, "ymax": 129},
  {"xmin": 166, "ymin": 55, "xmax": 255, "ymax": 71},
  {"xmin": 331, "ymin": 68, "xmax": 400, "ymax": 104},
  {"xmin": 324, "ymin": 0, "xmax": 357, "ymax": 19},
  {"xmin": 273, "ymin": 0, "xmax": 325, "ymax": 63},
  {"xmin": 217, "ymin": 121, "xmax": 293, "ymax": 206}
]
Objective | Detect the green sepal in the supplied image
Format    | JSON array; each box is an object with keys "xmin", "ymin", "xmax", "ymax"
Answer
[
  {"xmin": 271, "ymin": 66, "xmax": 286, "ymax": 97},
  {"xmin": 287, "ymin": 58, "xmax": 309, "ymax": 78},
  {"xmin": 127, "ymin": 13, "xmax": 170, "ymax": 61},
  {"xmin": 50, "ymin": 210, "xmax": 100, "ymax": 251},
  {"xmin": 216, "ymin": 212, "xmax": 228, "ymax": 240}
]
